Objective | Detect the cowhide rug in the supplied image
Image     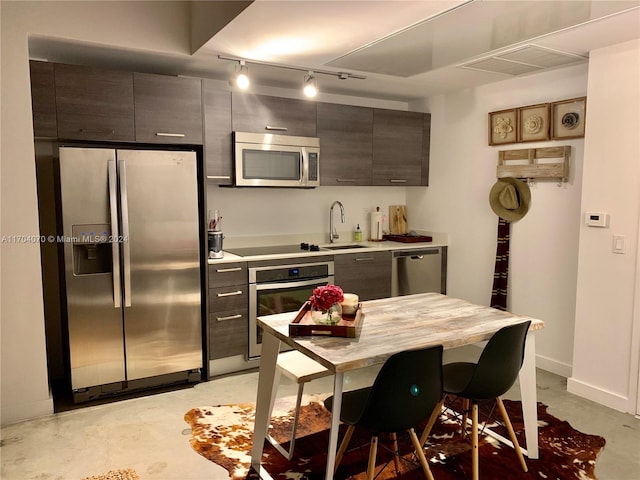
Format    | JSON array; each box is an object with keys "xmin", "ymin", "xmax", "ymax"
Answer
[
  {"xmin": 80, "ymin": 469, "xmax": 140, "ymax": 480},
  {"xmin": 184, "ymin": 395, "xmax": 606, "ymax": 480}
]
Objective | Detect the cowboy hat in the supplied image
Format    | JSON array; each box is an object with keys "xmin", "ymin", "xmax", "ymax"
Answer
[{"xmin": 489, "ymin": 177, "xmax": 531, "ymax": 222}]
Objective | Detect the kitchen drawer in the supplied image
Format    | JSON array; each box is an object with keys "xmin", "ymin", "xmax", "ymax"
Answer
[
  {"xmin": 208, "ymin": 308, "xmax": 248, "ymax": 359},
  {"xmin": 208, "ymin": 285, "xmax": 248, "ymax": 311},
  {"xmin": 208, "ymin": 262, "xmax": 247, "ymax": 288}
]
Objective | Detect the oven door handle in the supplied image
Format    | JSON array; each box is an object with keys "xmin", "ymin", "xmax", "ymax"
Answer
[{"xmin": 254, "ymin": 277, "xmax": 332, "ymax": 290}]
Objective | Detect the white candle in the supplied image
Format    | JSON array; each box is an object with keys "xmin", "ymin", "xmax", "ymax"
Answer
[{"xmin": 341, "ymin": 293, "xmax": 359, "ymax": 315}]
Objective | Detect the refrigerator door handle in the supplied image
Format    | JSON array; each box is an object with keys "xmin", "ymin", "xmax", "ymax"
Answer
[
  {"xmin": 118, "ymin": 158, "xmax": 132, "ymax": 307},
  {"xmin": 108, "ymin": 159, "xmax": 122, "ymax": 308}
]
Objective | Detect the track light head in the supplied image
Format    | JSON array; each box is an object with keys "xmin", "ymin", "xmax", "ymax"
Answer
[
  {"xmin": 236, "ymin": 60, "xmax": 250, "ymax": 90},
  {"xmin": 303, "ymin": 71, "xmax": 317, "ymax": 98}
]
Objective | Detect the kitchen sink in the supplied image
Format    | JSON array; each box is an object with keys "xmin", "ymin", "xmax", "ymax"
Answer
[{"xmin": 321, "ymin": 244, "xmax": 367, "ymax": 250}]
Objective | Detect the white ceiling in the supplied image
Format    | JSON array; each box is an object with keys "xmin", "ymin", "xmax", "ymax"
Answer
[{"xmin": 29, "ymin": 0, "xmax": 640, "ymax": 102}]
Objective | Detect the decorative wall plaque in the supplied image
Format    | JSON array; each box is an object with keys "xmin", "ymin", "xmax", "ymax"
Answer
[{"xmin": 551, "ymin": 97, "xmax": 586, "ymax": 139}]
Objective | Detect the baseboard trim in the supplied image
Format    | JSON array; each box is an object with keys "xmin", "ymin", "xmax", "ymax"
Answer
[
  {"xmin": 1, "ymin": 397, "xmax": 53, "ymax": 426},
  {"xmin": 567, "ymin": 377, "xmax": 629, "ymax": 413},
  {"xmin": 536, "ymin": 354, "xmax": 572, "ymax": 378}
]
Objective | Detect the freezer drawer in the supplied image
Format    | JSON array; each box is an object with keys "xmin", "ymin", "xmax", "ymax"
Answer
[{"xmin": 392, "ymin": 247, "xmax": 447, "ymax": 296}]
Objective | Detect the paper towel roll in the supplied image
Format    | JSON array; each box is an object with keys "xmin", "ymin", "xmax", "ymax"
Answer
[{"xmin": 370, "ymin": 209, "xmax": 384, "ymax": 241}]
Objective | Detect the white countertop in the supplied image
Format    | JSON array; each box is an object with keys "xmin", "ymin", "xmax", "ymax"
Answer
[{"xmin": 207, "ymin": 231, "xmax": 448, "ymax": 264}]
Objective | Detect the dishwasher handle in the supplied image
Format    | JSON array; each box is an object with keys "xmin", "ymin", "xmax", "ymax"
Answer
[{"xmin": 393, "ymin": 249, "xmax": 439, "ymax": 260}]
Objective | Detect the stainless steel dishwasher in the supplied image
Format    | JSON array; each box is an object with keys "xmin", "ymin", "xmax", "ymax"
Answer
[{"xmin": 391, "ymin": 246, "xmax": 447, "ymax": 296}]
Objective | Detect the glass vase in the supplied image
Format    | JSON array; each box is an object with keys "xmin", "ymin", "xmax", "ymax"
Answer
[{"xmin": 310, "ymin": 303, "xmax": 343, "ymax": 325}]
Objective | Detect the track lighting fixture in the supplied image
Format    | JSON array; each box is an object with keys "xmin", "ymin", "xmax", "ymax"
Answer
[
  {"xmin": 303, "ymin": 71, "xmax": 317, "ymax": 98},
  {"xmin": 235, "ymin": 60, "xmax": 250, "ymax": 90},
  {"xmin": 219, "ymin": 55, "xmax": 366, "ymax": 97}
]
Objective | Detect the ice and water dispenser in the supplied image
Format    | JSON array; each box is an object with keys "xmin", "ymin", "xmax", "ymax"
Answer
[{"xmin": 71, "ymin": 224, "xmax": 112, "ymax": 275}]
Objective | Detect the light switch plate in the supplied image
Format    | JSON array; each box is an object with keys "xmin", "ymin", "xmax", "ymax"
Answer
[{"xmin": 613, "ymin": 234, "xmax": 626, "ymax": 254}]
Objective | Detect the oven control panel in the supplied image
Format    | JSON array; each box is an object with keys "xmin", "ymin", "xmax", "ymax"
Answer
[{"xmin": 253, "ymin": 262, "xmax": 332, "ymax": 283}]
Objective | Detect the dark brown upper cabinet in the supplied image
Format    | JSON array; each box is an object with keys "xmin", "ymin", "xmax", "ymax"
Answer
[
  {"xmin": 231, "ymin": 93, "xmax": 317, "ymax": 137},
  {"xmin": 133, "ymin": 73, "xmax": 203, "ymax": 145},
  {"xmin": 373, "ymin": 109, "xmax": 431, "ymax": 186},
  {"xmin": 29, "ymin": 61, "xmax": 57, "ymax": 138},
  {"xmin": 54, "ymin": 63, "xmax": 135, "ymax": 142},
  {"xmin": 203, "ymin": 81, "xmax": 233, "ymax": 184},
  {"xmin": 317, "ymin": 103, "xmax": 373, "ymax": 186}
]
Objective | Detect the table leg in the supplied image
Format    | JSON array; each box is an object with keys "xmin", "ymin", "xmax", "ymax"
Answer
[
  {"xmin": 518, "ymin": 331, "xmax": 539, "ymax": 459},
  {"xmin": 325, "ymin": 371, "xmax": 344, "ymax": 480},
  {"xmin": 251, "ymin": 332, "xmax": 281, "ymax": 474}
]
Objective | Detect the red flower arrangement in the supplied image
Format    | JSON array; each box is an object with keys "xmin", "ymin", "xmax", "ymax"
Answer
[{"xmin": 309, "ymin": 284, "xmax": 344, "ymax": 312}]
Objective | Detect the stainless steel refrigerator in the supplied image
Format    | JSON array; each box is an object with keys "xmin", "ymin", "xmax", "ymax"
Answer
[{"xmin": 59, "ymin": 147, "xmax": 202, "ymax": 402}]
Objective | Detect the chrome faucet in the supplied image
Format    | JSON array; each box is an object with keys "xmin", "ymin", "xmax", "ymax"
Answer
[{"xmin": 329, "ymin": 201, "xmax": 345, "ymax": 243}]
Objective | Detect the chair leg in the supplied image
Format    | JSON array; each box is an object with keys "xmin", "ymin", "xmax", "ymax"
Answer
[
  {"xmin": 461, "ymin": 398, "xmax": 470, "ymax": 436},
  {"xmin": 367, "ymin": 435, "xmax": 379, "ymax": 480},
  {"xmin": 471, "ymin": 402, "xmax": 479, "ymax": 480},
  {"xmin": 408, "ymin": 428, "xmax": 435, "ymax": 480},
  {"xmin": 334, "ymin": 424, "xmax": 355, "ymax": 473},
  {"xmin": 419, "ymin": 398, "xmax": 445, "ymax": 446},
  {"xmin": 496, "ymin": 397, "xmax": 528, "ymax": 472},
  {"xmin": 390, "ymin": 432, "xmax": 401, "ymax": 474}
]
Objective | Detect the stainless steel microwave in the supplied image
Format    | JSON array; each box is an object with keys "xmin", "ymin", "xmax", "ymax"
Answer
[{"xmin": 233, "ymin": 132, "xmax": 320, "ymax": 188}]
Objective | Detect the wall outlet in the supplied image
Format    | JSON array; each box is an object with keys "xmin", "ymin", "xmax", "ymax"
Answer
[{"xmin": 585, "ymin": 212, "xmax": 609, "ymax": 228}]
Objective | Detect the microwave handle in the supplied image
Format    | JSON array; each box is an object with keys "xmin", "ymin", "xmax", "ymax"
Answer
[{"xmin": 301, "ymin": 147, "xmax": 308, "ymax": 186}]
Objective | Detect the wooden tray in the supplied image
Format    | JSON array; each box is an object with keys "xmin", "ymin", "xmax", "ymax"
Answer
[
  {"xmin": 383, "ymin": 234, "xmax": 433, "ymax": 243},
  {"xmin": 289, "ymin": 301, "xmax": 364, "ymax": 338}
]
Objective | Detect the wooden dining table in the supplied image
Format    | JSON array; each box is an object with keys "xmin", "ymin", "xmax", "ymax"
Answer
[{"xmin": 250, "ymin": 292, "xmax": 545, "ymax": 480}]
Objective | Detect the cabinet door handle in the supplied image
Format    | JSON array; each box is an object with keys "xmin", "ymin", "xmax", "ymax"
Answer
[
  {"xmin": 265, "ymin": 125, "xmax": 287, "ymax": 131},
  {"xmin": 354, "ymin": 257, "xmax": 374, "ymax": 262},
  {"xmin": 217, "ymin": 290, "xmax": 243, "ymax": 297},
  {"xmin": 79, "ymin": 128, "xmax": 115, "ymax": 135},
  {"xmin": 207, "ymin": 175, "xmax": 232, "ymax": 180},
  {"xmin": 216, "ymin": 314, "xmax": 243, "ymax": 322},
  {"xmin": 336, "ymin": 178, "xmax": 357, "ymax": 183},
  {"xmin": 389, "ymin": 179, "xmax": 407, "ymax": 183},
  {"xmin": 216, "ymin": 267, "xmax": 242, "ymax": 273},
  {"xmin": 155, "ymin": 132, "xmax": 186, "ymax": 137}
]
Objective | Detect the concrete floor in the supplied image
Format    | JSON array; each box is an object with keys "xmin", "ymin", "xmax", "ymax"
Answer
[{"xmin": 1, "ymin": 356, "xmax": 639, "ymax": 480}]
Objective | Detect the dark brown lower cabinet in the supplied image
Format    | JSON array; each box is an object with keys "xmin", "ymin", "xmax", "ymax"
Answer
[
  {"xmin": 334, "ymin": 251, "xmax": 392, "ymax": 301},
  {"xmin": 208, "ymin": 263, "xmax": 248, "ymax": 360}
]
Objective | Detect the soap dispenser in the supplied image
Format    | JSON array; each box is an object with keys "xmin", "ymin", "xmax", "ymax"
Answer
[{"xmin": 354, "ymin": 224, "xmax": 363, "ymax": 242}]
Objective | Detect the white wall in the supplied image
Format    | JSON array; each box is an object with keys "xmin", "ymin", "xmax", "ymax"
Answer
[
  {"xmin": 407, "ymin": 64, "xmax": 589, "ymax": 377},
  {"xmin": 208, "ymin": 186, "xmax": 407, "ymax": 243},
  {"xmin": 569, "ymin": 39, "xmax": 640, "ymax": 413}
]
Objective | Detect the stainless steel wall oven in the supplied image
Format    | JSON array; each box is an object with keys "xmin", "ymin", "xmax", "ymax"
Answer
[{"xmin": 248, "ymin": 260, "xmax": 334, "ymax": 359}]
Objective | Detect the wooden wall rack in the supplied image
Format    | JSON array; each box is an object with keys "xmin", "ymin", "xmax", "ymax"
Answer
[{"xmin": 497, "ymin": 145, "xmax": 570, "ymax": 183}]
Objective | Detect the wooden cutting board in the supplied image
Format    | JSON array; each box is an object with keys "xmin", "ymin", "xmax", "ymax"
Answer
[{"xmin": 389, "ymin": 205, "xmax": 407, "ymax": 234}]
